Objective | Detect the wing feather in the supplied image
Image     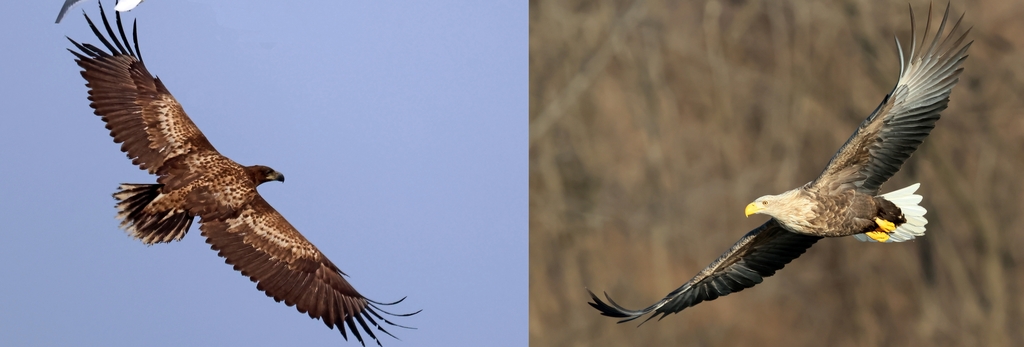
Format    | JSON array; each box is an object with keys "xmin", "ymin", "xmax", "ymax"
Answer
[
  {"xmin": 588, "ymin": 219, "xmax": 821, "ymax": 324},
  {"xmin": 55, "ymin": 0, "xmax": 87, "ymax": 23},
  {"xmin": 811, "ymin": 4, "xmax": 971, "ymax": 193},
  {"xmin": 68, "ymin": 4, "xmax": 217, "ymax": 185},
  {"xmin": 199, "ymin": 196, "xmax": 416, "ymax": 346}
]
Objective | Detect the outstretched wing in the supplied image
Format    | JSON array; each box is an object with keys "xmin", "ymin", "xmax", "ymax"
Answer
[
  {"xmin": 589, "ymin": 219, "xmax": 821, "ymax": 324},
  {"xmin": 199, "ymin": 195, "xmax": 418, "ymax": 346},
  {"xmin": 68, "ymin": 4, "xmax": 217, "ymax": 188},
  {"xmin": 811, "ymin": 4, "xmax": 971, "ymax": 194}
]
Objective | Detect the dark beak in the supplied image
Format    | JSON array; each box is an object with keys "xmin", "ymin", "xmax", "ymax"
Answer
[{"xmin": 270, "ymin": 172, "xmax": 285, "ymax": 183}]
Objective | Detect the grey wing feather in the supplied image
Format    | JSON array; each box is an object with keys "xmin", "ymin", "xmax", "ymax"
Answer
[
  {"xmin": 56, "ymin": 0, "xmax": 89, "ymax": 23},
  {"xmin": 588, "ymin": 219, "xmax": 821, "ymax": 324},
  {"xmin": 811, "ymin": 4, "xmax": 971, "ymax": 194}
]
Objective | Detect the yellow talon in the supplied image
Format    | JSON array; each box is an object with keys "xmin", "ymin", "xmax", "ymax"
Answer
[
  {"xmin": 874, "ymin": 218, "xmax": 896, "ymax": 233},
  {"xmin": 865, "ymin": 231, "xmax": 890, "ymax": 242}
]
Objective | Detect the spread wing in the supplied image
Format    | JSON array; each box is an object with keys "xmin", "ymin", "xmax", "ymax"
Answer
[
  {"xmin": 810, "ymin": 4, "xmax": 971, "ymax": 194},
  {"xmin": 588, "ymin": 219, "xmax": 821, "ymax": 324},
  {"xmin": 200, "ymin": 195, "xmax": 418, "ymax": 346},
  {"xmin": 67, "ymin": 4, "xmax": 217, "ymax": 187}
]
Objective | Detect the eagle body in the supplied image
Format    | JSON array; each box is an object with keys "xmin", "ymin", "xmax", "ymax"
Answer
[
  {"xmin": 763, "ymin": 187, "xmax": 906, "ymax": 238},
  {"xmin": 590, "ymin": 3, "xmax": 969, "ymax": 324},
  {"xmin": 118, "ymin": 155, "xmax": 280, "ymax": 244},
  {"xmin": 69, "ymin": 5, "xmax": 416, "ymax": 345}
]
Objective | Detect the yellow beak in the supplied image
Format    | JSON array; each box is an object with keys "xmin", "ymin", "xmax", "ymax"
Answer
[{"xmin": 744, "ymin": 203, "xmax": 761, "ymax": 217}]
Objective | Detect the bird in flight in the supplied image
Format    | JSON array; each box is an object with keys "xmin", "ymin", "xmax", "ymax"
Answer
[
  {"xmin": 56, "ymin": 0, "xmax": 143, "ymax": 23},
  {"xmin": 589, "ymin": 3, "xmax": 972, "ymax": 325},
  {"xmin": 66, "ymin": 4, "xmax": 418, "ymax": 345}
]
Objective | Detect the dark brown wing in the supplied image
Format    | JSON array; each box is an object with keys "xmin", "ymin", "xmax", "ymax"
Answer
[
  {"xmin": 199, "ymin": 195, "xmax": 417, "ymax": 346},
  {"xmin": 67, "ymin": 4, "xmax": 217, "ymax": 186},
  {"xmin": 589, "ymin": 219, "xmax": 821, "ymax": 324},
  {"xmin": 810, "ymin": 4, "xmax": 971, "ymax": 194}
]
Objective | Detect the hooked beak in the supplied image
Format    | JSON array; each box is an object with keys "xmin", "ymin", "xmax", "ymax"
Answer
[
  {"xmin": 268, "ymin": 171, "xmax": 285, "ymax": 183},
  {"xmin": 744, "ymin": 203, "xmax": 761, "ymax": 217}
]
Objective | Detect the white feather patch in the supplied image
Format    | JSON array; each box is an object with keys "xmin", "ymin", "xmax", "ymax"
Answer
[{"xmin": 115, "ymin": 0, "xmax": 143, "ymax": 12}]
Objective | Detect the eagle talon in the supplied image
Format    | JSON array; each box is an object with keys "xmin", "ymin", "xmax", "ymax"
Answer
[
  {"xmin": 874, "ymin": 217, "xmax": 897, "ymax": 233},
  {"xmin": 864, "ymin": 231, "xmax": 890, "ymax": 242}
]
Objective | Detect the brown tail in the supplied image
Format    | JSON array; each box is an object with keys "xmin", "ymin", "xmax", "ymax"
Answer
[{"xmin": 113, "ymin": 184, "xmax": 194, "ymax": 245}]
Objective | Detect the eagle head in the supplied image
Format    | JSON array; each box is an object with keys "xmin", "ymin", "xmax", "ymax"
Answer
[
  {"xmin": 745, "ymin": 189, "xmax": 803, "ymax": 218},
  {"xmin": 247, "ymin": 165, "xmax": 285, "ymax": 185},
  {"xmin": 745, "ymin": 196, "xmax": 774, "ymax": 217}
]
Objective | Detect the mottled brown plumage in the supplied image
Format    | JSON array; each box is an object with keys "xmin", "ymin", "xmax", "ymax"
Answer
[
  {"xmin": 68, "ymin": 4, "xmax": 416, "ymax": 345},
  {"xmin": 590, "ymin": 3, "xmax": 969, "ymax": 324}
]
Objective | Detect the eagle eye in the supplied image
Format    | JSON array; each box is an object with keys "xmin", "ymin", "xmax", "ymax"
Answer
[{"xmin": 762, "ymin": 201, "xmax": 768, "ymax": 206}]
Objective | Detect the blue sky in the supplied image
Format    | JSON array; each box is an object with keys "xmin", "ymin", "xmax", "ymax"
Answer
[{"xmin": 0, "ymin": 1, "xmax": 524, "ymax": 345}]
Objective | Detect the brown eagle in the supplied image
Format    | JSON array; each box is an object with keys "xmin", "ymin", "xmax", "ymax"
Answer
[
  {"xmin": 67, "ymin": 5, "xmax": 417, "ymax": 345},
  {"xmin": 589, "ymin": 4, "xmax": 971, "ymax": 324}
]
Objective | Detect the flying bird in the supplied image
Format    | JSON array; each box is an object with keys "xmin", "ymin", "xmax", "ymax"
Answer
[
  {"xmin": 66, "ymin": 4, "xmax": 417, "ymax": 345},
  {"xmin": 589, "ymin": 3, "xmax": 972, "ymax": 324},
  {"xmin": 56, "ymin": 0, "xmax": 142, "ymax": 23}
]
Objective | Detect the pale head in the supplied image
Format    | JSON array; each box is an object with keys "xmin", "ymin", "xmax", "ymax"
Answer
[{"xmin": 744, "ymin": 189, "xmax": 801, "ymax": 218}]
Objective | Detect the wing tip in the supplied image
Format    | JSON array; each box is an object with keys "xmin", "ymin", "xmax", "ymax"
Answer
[
  {"xmin": 67, "ymin": 0, "xmax": 142, "ymax": 61},
  {"xmin": 586, "ymin": 288, "xmax": 649, "ymax": 323}
]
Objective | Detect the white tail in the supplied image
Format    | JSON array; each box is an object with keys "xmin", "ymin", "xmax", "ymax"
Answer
[{"xmin": 854, "ymin": 183, "xmax": 928, "ymax": 243}]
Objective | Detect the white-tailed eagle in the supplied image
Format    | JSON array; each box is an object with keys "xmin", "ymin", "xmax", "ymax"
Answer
[{"xmin": 589, "ymin": 3, "xmax": 972, "ymax": 324}]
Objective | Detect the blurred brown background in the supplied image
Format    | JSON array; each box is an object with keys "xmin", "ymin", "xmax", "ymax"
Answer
[{"xmin": 529, "ymin": 0, "xmax": 1024, "ymax": 346}]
